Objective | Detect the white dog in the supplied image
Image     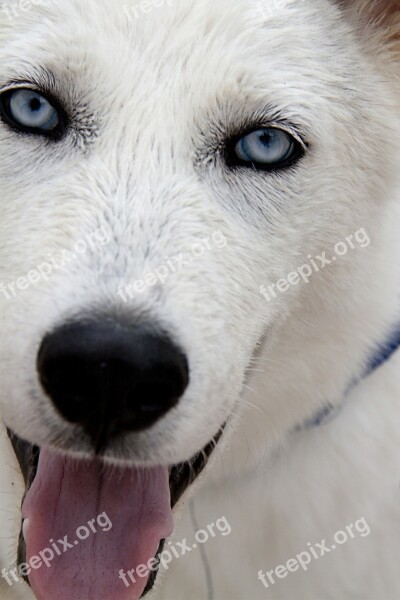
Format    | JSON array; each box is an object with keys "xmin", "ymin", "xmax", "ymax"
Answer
[{"xmin": 0, "ymin": 0, "xmax": 399, "ymax": 599}]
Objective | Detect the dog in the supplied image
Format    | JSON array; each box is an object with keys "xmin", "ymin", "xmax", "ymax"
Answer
[{"xmin": 0, "ymin": 0, "xmax": 399, "ymax": 598}]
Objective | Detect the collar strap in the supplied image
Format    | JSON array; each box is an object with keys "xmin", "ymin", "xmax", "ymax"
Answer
[
  {"xmin": 365, "ymin": 326, "xmax": 400, "ymax": 377},
  {"xmin": 301, "ymin": 325, "xmax": 400, "ymax": 430}
]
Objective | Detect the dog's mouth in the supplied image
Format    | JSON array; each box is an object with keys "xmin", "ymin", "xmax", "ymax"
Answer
[{"xmin": 7, "ymin": 428, "xmax": 221, "ymax": 600}]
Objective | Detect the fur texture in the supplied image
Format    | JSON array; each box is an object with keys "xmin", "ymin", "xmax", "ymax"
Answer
[{"xmin": 0, "ymin": 0, "xmax": 399, "ymax": 598}]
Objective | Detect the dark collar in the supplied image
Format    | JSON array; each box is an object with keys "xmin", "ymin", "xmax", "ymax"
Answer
[
  {"xmin": 302, "ymin": 325, "xmax": 400, "ymax": 430},
  {"xmin": 366, "ymin": 326, "xmax": 400, "ymax": 376}
]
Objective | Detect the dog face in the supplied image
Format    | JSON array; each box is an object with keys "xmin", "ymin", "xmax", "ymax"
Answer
[
  {"xmin": 0, "ymin": 0, "xmax": 398, "ymax": 465},
  {"xmin": 1, "ymin": 1, "xmax": 400, "ymax": 599}
]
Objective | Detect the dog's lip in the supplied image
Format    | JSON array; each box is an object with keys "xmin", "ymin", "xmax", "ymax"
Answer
[{"xmin": 7, "ymin": 427, "xmax": 223, "ymax": 598}]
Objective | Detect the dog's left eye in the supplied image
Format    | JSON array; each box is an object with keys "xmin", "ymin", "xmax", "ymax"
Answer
[
  {"xmin": 227, "ymin": 127, "xmax": 303, "ymax": 170},
  {"xmin": 0, "ymin": 88, "xmax": 63, "ymax": 136}
]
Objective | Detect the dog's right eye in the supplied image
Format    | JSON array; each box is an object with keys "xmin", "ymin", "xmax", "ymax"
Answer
[
  {"xmin": 225, "ymin": 126, "xmax": 305, "ymax": 171},
  {"xmin": 0, "ymin": 88, "xmax": 66, "ymax": 138}
]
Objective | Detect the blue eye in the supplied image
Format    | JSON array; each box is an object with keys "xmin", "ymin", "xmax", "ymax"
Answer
[
  {"xmin": 228, "ymin": 127, "xmax": 303, "ymax": 170},
  {"xmin": 0, "ymin": 88, "xmax": 64, "ymax": 137}
]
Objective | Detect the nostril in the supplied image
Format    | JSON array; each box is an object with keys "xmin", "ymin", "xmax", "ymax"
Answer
[{"xmin": 37, "ymin": 320, "xmax": 189, "ymax": 447}]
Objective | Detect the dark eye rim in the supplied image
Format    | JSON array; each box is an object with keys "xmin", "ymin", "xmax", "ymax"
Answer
[
  {"xmin": 224, "ymin": 125, "xmax": 306, "ymax": 172},
  {"xmin": 0, "ymin": 86, "xmax": 68, "ymax": 141}
]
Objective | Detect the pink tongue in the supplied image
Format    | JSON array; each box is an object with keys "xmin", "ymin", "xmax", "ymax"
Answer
[{"xmin": 22, "ymin": 448, "xmax": 173, "ymax": 600}]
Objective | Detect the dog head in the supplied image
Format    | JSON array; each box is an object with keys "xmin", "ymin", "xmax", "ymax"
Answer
[{"xmin": 0, "ymin": 1, "xmax": 399, "ymax": 599}]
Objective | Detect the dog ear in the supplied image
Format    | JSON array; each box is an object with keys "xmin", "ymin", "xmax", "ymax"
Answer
[
  {"xmin": 337, "ymin": 0, "xmax": 400, "ymax": 61},
  {"xmin": 337, "ymin": 0, "xmax": 399, "ymax": 17}
]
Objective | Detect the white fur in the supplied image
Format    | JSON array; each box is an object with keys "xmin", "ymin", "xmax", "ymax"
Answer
[{"xmin": 0, "ymin": 0, "xmax": 399, "ymax": 598}]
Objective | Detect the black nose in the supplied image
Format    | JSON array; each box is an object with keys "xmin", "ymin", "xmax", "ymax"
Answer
[{"xmin": 37, "ymin": 320, "xmax": 189, "ymax": 451}]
